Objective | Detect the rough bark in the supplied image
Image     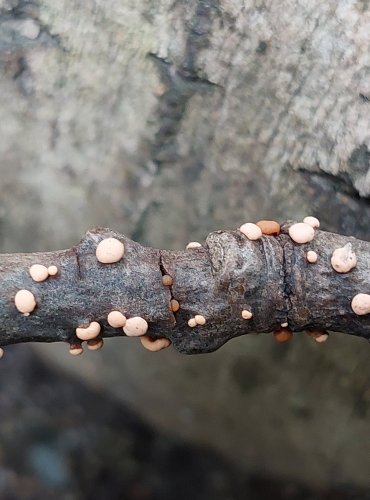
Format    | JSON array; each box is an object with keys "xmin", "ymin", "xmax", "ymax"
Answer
[{"xmin": 1, "ymin": 224, "xmax": 369, "ymax": 352}]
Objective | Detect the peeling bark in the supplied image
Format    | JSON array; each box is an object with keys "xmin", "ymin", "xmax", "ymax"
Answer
[{"xmin": 1, "ymin": 223, "xmax": 369, "ymax": 354}]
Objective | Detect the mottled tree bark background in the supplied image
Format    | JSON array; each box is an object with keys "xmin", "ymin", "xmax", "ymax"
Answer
[{"xmin": 1, "ymin": 0, "xmax": 370, "ymax": 494}]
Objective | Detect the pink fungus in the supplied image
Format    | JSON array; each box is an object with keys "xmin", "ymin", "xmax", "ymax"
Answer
[
  {"xmin": 87, "ymin": 339, "xmax": 104, "ymax": 351},
  {"xmin": 241, "ymin": 310, "xmax": 253, "ymax": 320},
  {"xmin": 288, "ymin": 223, "xmax": 315, "ymax": 244},
  {"xmin": 123, "ymin": 317, "xmax": 148, "ymax": 336},
  {"xmin": 140, "ymin": 336, "xmax": 171, "ymax": 352},
  {"xmin": 96, "ymin": 237, "xmax": 124, "ymax": 264},
  {"xmin": 188, "ymin": 318, "xmax": 197, "ymax": 328},
  {"xmin": 303, "ymin": 216, "xmax": 320, "ymax": 228},
  {"xmin": 194, "ymin": 314, "xmax": 206, "ymax": 325},
  {"xmin": 15, "ymin": 289, "xmax": 36, "ymax": 315},
  {"xmin": 186, "ymin": 241, "xmax": 202, "ymax": 249},
  {"xmin": 306, "ymin": 330, "xmax": 329, "ymax": 343},
  {"xmin": 239, "ymin": 223, "xmax": 262, "ymax": 240},
  {"xmin": 47, "ymin": 265, "xmax": 58, "ymax": 276},
  {"xmin": 351, "ymin": 293, "xmax": 370, "ymax": 315},
  {"xmin": 29, "ymin": 264, "xmax": 49, "ymax": 282},
  {"xmin": 306, "ymin": 250, "xmax": 318, "ymax": 263},
  {"xmin": 76, "ymin": 321, "xmax": 101, "ymax": 341},
  {"xmin": 107, "ymin": 311, "xmax": 126, "ymax": 328},
  {"xmin": 331, "ymin": 243, "xmax": 357, "ymax": 273},
  {"xmin": 69, "ymin": 343, "xmax": 83, "ymax": 356}
]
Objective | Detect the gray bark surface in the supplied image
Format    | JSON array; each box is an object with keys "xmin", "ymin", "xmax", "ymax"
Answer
[
  {"xmin": 1, "ymin": 0, "xmax": 370, "ymax": 490},
  {"xmin": 1, "ymin": 225, "xmax": 370, "ymax": 350}
]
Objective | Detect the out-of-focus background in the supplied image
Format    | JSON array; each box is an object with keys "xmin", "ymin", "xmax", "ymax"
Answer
[{"xmin": 1, "ymin": 1, "xmax": 370, "ymax": 499}]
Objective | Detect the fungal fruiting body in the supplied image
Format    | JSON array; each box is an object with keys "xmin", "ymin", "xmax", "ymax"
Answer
[
  {"xmin": 107, "ymin": 311, "xmax": 126, "ymax": 328},
  {"xmin": 303, "ymin": 216, "xmax": 320, "ymax": 228},
  {"xmin": 194, "ymin": 314, "xmax": 206, "ymax": 325},
  {"xmin": 241, "ymin": 310, "xmax": 252, "ymax": 320},
  {"xmin": 170, "ymin": 299, "xmax": 180, "ymax": 312},
  {"xmin": 288, "ymin": 222, "xmax": 315, "ymax": 244},
  {"xmin": 47, "ymin": 265, "xmax": 58, "ymax": 276},
  {"xmin": 76, "ymin": 321, "xmax": 101, "ymax": 341},
  {"xmin": 69, "ymin": 343, "xmax": 83, "ymax": 356},
  {"xmin": 281, "ymin": 322, "xmax": 288, "ymax": 328},
  {"xmin": 306, "ymin": 330, "xmax": 329, "ymax": 343},
  {"xmin": 0, "ymin": 348, "xmax": 4, "ymax": 360},
  {"xmin": 186, "ymin": 242, "xmax": 202, "ymax": 249},
  {"xmin": 273, "ymin": 327, "xmax": 293, "ymax": 343},
  {"xmin": 306, "ymin": 250, "xmax": 318, "ymax": 263},
  {"xmin": 14, "ymin": 289, "xmax": 36, "ymax": 315},
  {"xmin": 256, "ymin": 220, "xmax": 281, "ymax": 235},
  {"xmin": 29, "ymin": 264, "xmax": 49, "ymax": 282},
  {"xmin": 188, "ymin": 318, "xmax": 197, "ymax": 328},
  {"xmin": 96, "ymin": 237, "xmax": 124, "ymax": 264},
  {"xmin": 162, "ymin": 275, "xmax": 173, "ymax": 286},
  {"xmin": 123, "ymin": 317, "xmax": 148, "ymax": 336},
  {"xmin": 87, "ymin": 339, "xmax": 104, "ymax": 351},
  {"xmin": 239, "ymin": 222, "xmax": 262, "ymax": 240},
  {"xmin": 351, "ymin": 293, "xmax": 370, "ymax": 315},
  {"xmin": 140, "ymin": 336, "xmax": 171, "ymax": 352},
  {"xmin": 331, "ymin": 243, "xmax": 357, "ymax": 273}
]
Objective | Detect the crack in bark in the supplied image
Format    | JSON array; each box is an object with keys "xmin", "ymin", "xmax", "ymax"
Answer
[
  {"xmin": 159, "ymin": 250, "xmax": 177, "ymax": 324},
  {"xmin": 279, "ymin": 234, "xmax": 294, "ymax": 323}
]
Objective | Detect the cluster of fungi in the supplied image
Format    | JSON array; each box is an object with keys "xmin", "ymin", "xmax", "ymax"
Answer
[{"xmin": 0, "ymin": 215, "xmax": 369, "ymax": 361}]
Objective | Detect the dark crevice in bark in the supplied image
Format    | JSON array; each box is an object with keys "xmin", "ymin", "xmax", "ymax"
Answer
[
  {"xmin": 297, "ymin": 166, "xmax": 370, "ymax": 202},
  {"xmin": 278, "ymin": 233, "xmax": 294, "ymax": 320},
  {"xmin": 147, "ymin": 0, "xmax": 222, "ymax": 170},
  {"xmin": 148, "ymin": 53, "xmax": 218, "ymax": 169},
  {"xmin": 158, "ymin": 250, "xmax": 177, "ymax": 324},
  {"xmin": 182, "ymin": 0, "xmax": 220, "ymax": 79}
]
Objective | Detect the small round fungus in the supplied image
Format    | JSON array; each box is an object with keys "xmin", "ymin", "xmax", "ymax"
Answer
[
  {"xmin": 76, "ymin": 321, "xmax": 101, "ymax": 341},
  {"xmin": 351, "ymin": 293, "xmax": 370, "ymax": 315},
  {"xmin": 69, "ymin": 343, "xmax": 83, "ymax": 356},
  {"xmin": 140, "ymin": 335, "xmax": 171, "ymax": 352},
  {"xmin": 47, "ymin": 265, "xmax": 58, "ymax": 276},
  {"xmin": 0, "ymin": 348, "xmax": 4, "ymax": 360},
  {"xmin": 306, "ymin": 330, "xmax": 329, "ymax": 343},
  {"xmin": 281, "ymin": 322, "xmax": 288, "ymax": 328},
  {"xmin": 188, "ymin": 318, "xmax": 197, "ymax": 328},
  {"xmin": 123, "ymin": 317, "xmax": 148, "ymax": 336},
  {"xmin": 87, "ymin": 339, "xmax": 104, "ymax": 351},
  {"xmin": 256, "ymin": 220, "xmax": 281, "ymax": 235},
  {"xmin": 107, "ymin": 311, "xmax": 126, "ymax": 328},
  {"xmin": 170, "ymin": 299, "xmax": 180, "ymax": 312},
  {"xmin": 331, "ymin": 243, "xmax": 357, "ymax": 273},
  {"xmin": 303, "ymin": 216, "xmax": 320, "ymax": 228},
  {"xmin": 15, "ymin": 289, "xmax": 36, "ymax": 314},
  {"xmin": 239, "ymin": 222, "xmax": 262, "ymax": 240},
  {"xmin": 241, "ymin": 310, "xmax": 253, "ymax": 320},
  {"xmin": 162, "ymin": 275, "xmax": 173, "ymax": 286},
  {"xmin": 195, "ymin": 314, "xmax": 206, "ymax": 325},
  {"xmin": 273, "ymin": 327, "xmax": 293, "ymax": 343},
  {"xmin": 306, "ymin": 250, "xmax": 318, "ymax": 263},
  {"xmin": 29, "ymin": 264, "xmax": 49, "ymax": 282},
  {"xmin": 288, "ymin": 223, "xmax": 315, "ymax": 244},
  {"xmin": 96, "ymin": 237, "xmax": 124, "ymax": 264},
  {"xmin": 186, "ymin": 241, "xmax": 202, "ymax": 249}
]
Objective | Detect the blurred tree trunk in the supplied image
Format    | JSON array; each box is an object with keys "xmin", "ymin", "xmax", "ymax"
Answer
[{"xmin": 1, "ymin": 0, "xmax": 370, "ymax": 491}]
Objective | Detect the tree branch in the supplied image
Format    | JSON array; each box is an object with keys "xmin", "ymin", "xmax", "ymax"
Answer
[{"xmin": 0, "ymin": 222, "xmax": 369, "ymax": 356}]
